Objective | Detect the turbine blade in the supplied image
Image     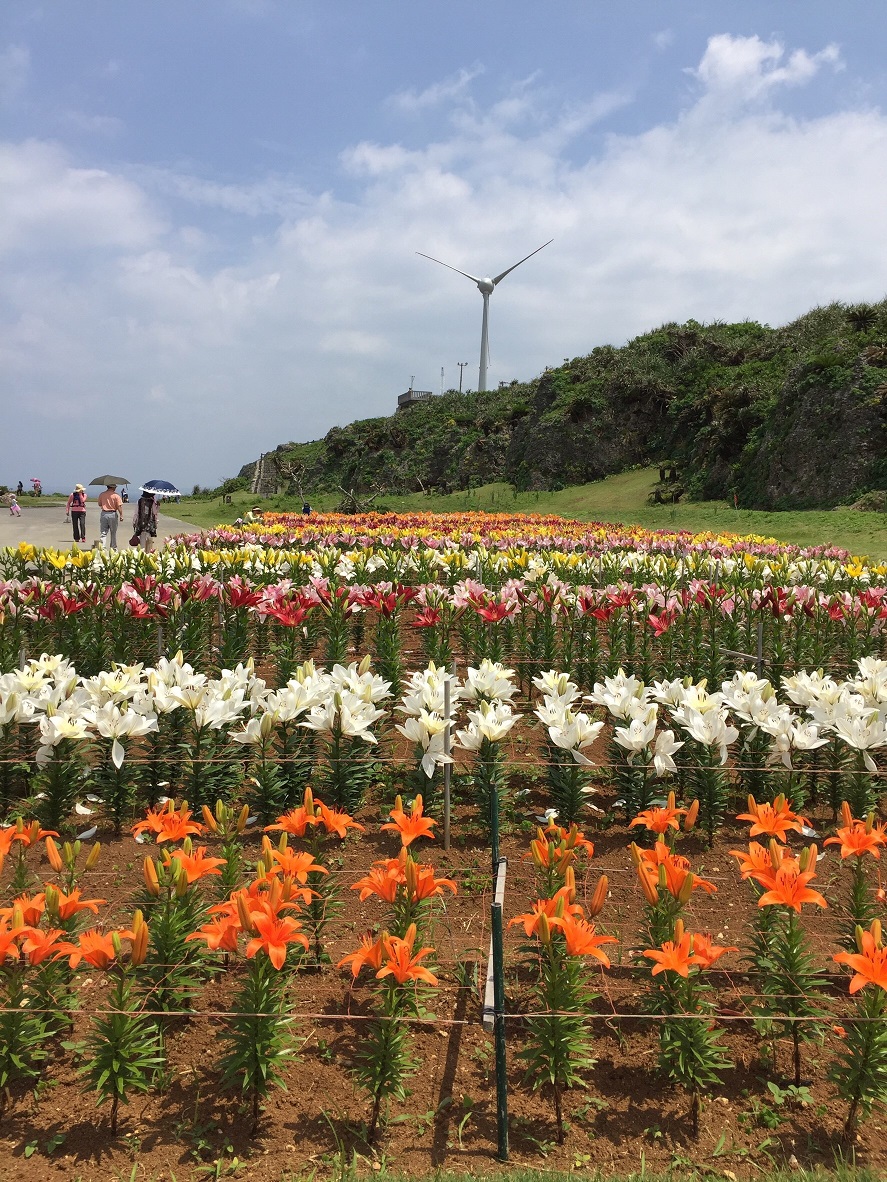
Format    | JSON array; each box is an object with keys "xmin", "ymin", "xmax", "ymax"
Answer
[
  {"xmin": 416, "ymin": 252, "xmax": 483, "ymax": 285},
  {"xmin": 491, "ymin": 238, "xmax": 553, "ymax": 286}
]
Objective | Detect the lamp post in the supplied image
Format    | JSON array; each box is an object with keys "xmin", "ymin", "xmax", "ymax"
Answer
[{"xmin": 458, "ymin": 362, "xmax": 468, "ymax": 393}]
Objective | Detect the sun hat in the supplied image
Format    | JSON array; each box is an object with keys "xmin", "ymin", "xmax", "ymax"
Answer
[{"xmin": 75, "ymin": 484, "xmax": 85, "ymax": 492}]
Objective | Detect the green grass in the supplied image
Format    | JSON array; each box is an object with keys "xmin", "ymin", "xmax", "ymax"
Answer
[
  {"xmin": 276, "ymin": 1165, "xmax": 879, "ymax": 1182},
  {"xmin": 169, "ymin": 469, "xmax": 887, "ymax": 558}
]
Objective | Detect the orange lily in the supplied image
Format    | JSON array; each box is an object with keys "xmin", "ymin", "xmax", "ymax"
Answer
[
  {"xmin": 57, "ymin": 929, "xmax": 123, "ymax": 970},
  {"xmin": 381, "ymin": 794, "xmax": 437, "ymax": 847},
  {"xmin": 47, "ymin": 886, "xmax": 107, "ymax": 921},
  {"xmin": 352, "ymin": 857, "xmax": 405, "ymax": 903},
  {"xmin": 245, "ymin": 912, "xmax": 308, "ymax": 969},
  {"xmin": 404, "ymin": 856, "xmax": 458, "ymax": 902},
  {"xmin": 643, "ymin": 924, "xmax": 697, "ymax": 978},
  {"xmin": 509, "ymin": 887, "xmax": 583, "ymax": 937},
  {"xmin": 757, "ymin": 864, "xmax": 828, "ymax": 912},
  {"xmin": 824, "ymin": 804, "xmax": 886, "ymax": 860},
  {"xmin": 0, "ymin": 920, "xmax": 27, "ymax": 962},
  {"xmin": 833, "ymin": 923, "xmax": 887, "ymax": 993},
  {"xmin": 377, "ymin": 924, "xmax": 438, "ymax": 985},
  {"xmin": 132, "ymin": 800, "xmax": 204, "ymax": 843},
  {"xmin": 167, "ymin": 845, "xmax": 226, "ymax": 884},
  {"xmin": 736, "ymin": 794, "xmax": 809, "ymax": 841},
  {"xmin": 728, "ymin": 841, "xmax": 793, "ymax": 883},
  {"xmin": 317, "ymin": 800, "xmax": 365, "ymax": 839},
  {"xmin": 629, "ymin": 793, "xmax": 686, "ymax": 836},
  {"xmin": 20, "ymin": 928, "xmax": 66, "ymax": 965},
  {"xmin": 186, "ymin": 915, "xmax": 241, "ymax": 954},
  {"xmin": 11, "ymin": 821, "xmax": 59, "ymax": 848},
  {"xmin": 690, "ymin": 932, "xmax": 739, "ymax": 969},
  {"xmin": 559, "ymin": 915, "xmax": 618, "ymax": 964},
  {"xmin": 338, "ymin": 930, "xmax": 388, "ymax": 978},
  {"xmin": 0, "ymin": 892, "xmax": 45, "ymax": 926},
  {"xmin": 634, "ymin": 842, "xmax": 716, "ymax": 899},
  {"xmin": 266, "ymin": 847, "xmax": 326, "ymax": 882}
]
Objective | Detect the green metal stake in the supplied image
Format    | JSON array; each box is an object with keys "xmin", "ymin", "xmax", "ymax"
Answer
[{"xmin": 491, "ymin": 898, "xmax": 509, "ymax": 1161}]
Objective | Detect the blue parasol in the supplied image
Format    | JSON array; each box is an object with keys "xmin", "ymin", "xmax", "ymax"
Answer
[{"xmin": 139, "ymin": 479, "xmax": 180, "ymax": 495}]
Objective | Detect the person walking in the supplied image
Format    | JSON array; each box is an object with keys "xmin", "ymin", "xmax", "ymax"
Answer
[
  {"xmin": 65, "ymin": 484, "xmax": 88, "ymax": 543},
  {"xmin": 97, "ymin": 482, "xmax": 124, "ymax": 550},
  {"xmin": 133, "ymin": 489, "xmax": 158, "ymax": 552},
  {"xmin": 9, "ymin": 494, "xmax": 21, "ymax": 517}
]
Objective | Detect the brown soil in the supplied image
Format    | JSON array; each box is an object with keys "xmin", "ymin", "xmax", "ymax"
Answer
[{"xmin": 2, "ymin": 773, "xmax": 885, "ymax": 1182}]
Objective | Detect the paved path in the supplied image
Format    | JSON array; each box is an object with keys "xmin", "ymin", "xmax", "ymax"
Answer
[{"xmin": 0, "ymin": 503, "xmax": 198, "ymax": 551}]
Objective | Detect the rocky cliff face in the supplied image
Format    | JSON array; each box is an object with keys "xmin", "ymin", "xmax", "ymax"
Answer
[{"xmin": 236, "ymin": 300, "xmax": 887, "ymax": 509}]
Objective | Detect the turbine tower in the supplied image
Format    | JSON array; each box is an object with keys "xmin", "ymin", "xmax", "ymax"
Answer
[{"xmin": 417, "ymin": 239, "xmax": 552, "ymax": 392}]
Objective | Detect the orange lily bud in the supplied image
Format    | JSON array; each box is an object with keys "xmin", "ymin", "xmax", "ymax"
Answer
[
  {"xmin": 866, "ymin": 812, "xmax": 875, "ymax": 835},
  {"xmin": 553, "ymin": 895, "xmax": 565, "ymax": 919},
  {"xmin": 769, "ymin": 839, "xmax": 782, "ymax": 871},
  {"xmin": 678, "ymin": 870, "xmax": 696, "ymax": 905},
  {"xmin": 277, "ymin": 833, "xmax": 289, "ymax": 854},
  {"xmin": 10, "ymin": 905, "xmax": 24, "ymax": 931},
  {"xmin": 392, "ymin": 795, "xmax": 403, "ymax": 815},
  {"xmin": 673, "ymin": 917, "xmax": 685, "ymax": 944},
  {"xmin": 562, "ymin": 865, "xmax": 576, "ymax": 901},
  {"xmin": 130, "ymin": 920, "xmax": 149, "ymax": 968},
  {"xmin": 181, "ymin": 836, "xmax": 193, "ymax": 857},
  {"xmin": 684, "ymin": 800, "xmax": 699, "ymax": 832},
  {"xmin": 746, "ymin": 794, "xmax": 757, "ymax": 816},
  {"xmin": 637, "ymin": 864, "xmax": 659, "ymax": 906},
  {"xmin": 628, "ymin": 842, "xmax": 643, "ymax": 868},
  {"xmin": 872, "ymin": 918, "xmax": 883, "ymax": 948},
  {"xmin": 111, "ymin": 931, "xmax": 123, "ymax": 959},
  {"xmin": 26, "ymin": 820, "xmax": 41, "ymax": 845},
  {"xmin": 84, "ymin": 842, "xmax": 101, "ymax": 871},
  {"xmin": 236, "ymin": 891, "xmax": 256, "ymax": 934},
  {"xmin": 174, "ymin": 863, "xmax": 189, "ymax": 898},
  {"xmin": 404, "ymin": 855, "xmax": 418, "ymax": 898},
  {"xmin": 800, "ymin": 844, "xmax": 818, "ymax": 873},
  {"xmin": 201, "ymin": 805, "xmax": 219, "ymax": 834},
  {"xmin": 774, "ymin": 794, "xmax": 787, "ymax": 813},
  {"xmin": 255, "ymin": 862, "xmax": 268, "ymax": 882},
  {"xmin": 45, "ymin": 837, "xmax": 63, "ymax": 873},
  {"xmin": 537, "ymin": 912, "xmax": 552, "ymax": 945},
  {"xmin": 855, "ymin": 924, "xmax": 866, "ymax": 954},
  {"xmin": 236, "ymin": 804, "xmax": 251, "ymax": 834},
  {"xmin": 840, "ymin": 801, "xmax": 853, "ymax": 828},
  {"xmin": 303, "ymin": 786, "xmax": 314, "ymax": 814},
  {"xmin": 587, "ymin": 875, "xmax": 608, "ymax": 918},
  {"xmin": 143, "ymin": 858, "xmax": 160, "ymax": 897},
  {"xmin": 44, "ymin": 883, "xmax": 59, "ymax": 920},
  {"xmin": 666, "ymin": 791, "xmax": 676, "ymax": 811}
]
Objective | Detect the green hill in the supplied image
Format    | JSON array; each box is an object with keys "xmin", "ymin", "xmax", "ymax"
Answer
[{"xmin": 237, "ymin": 299, "xmax": 887, "ymax": 511}]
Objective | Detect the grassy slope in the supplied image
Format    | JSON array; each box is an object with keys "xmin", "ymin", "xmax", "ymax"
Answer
[{"xmin": 172, "ymin": 468, "xmax": 887, "ymax": 557}]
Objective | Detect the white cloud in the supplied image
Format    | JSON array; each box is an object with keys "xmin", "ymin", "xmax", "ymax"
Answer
[
  {"xmin": 389, "ymin": 65, "xmax": 484, "ymax": 113},
  {"xmin": 0, "ymin": 139, "xmax": 162, "ymax": 256},
  {"xmin": 60, "ymin": 110, "xmax": 125, "ymax": 136},
  {"xmin": 689, "ymin": 33, "xmax": 842, "ymax": 106},
  {"xmin": 0, "ymin": 44, "xmax": 29, "ymax": 105},
  {"xmin": 3, "ymin": 34, "xmax": 887, "ymax": 495}
]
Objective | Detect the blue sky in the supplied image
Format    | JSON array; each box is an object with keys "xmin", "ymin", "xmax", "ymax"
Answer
[{"xmin": 3, "ymin": 1, "xmax": 887, "ymax": 494}]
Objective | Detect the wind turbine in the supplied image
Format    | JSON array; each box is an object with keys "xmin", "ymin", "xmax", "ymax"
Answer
[{"xmin": 417, "ymin": 239, "xmax": 553, "ymax": 392}]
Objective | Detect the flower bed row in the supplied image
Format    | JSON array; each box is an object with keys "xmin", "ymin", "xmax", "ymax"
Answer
[{"xmin": 1, "ymin": 781, "xmax": 886, "ymax": 1153}]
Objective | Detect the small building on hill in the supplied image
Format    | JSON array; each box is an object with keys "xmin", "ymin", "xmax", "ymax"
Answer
[{"xmin": 397, "ymin": 387, "xmax": 436, "ymax": 411}]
